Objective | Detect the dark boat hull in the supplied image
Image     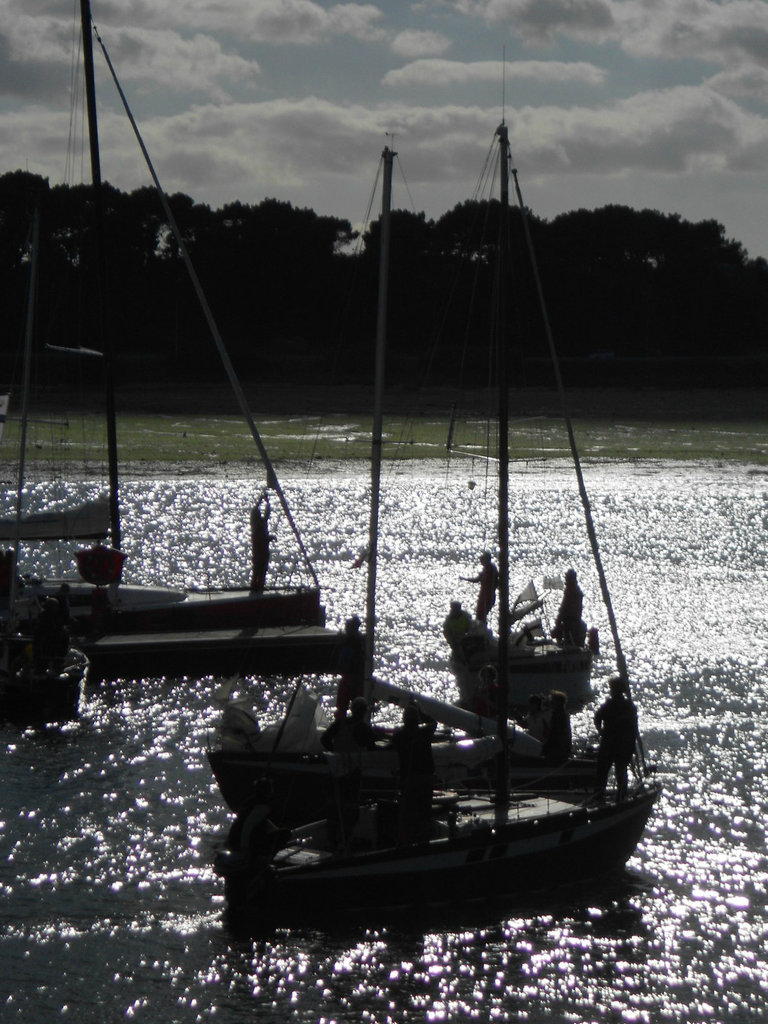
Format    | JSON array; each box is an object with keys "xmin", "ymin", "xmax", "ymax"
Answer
[
  {"xmin": 0, "ymin": 648, "xmax": 87, "ymax": 724},
  {"xmin": 81, "ymin": 624, "xmax": 342, "ymax": 682},
  {"xmin": 219, "ymin": 784, "xmax": 661, "ymax": 922},
  {"xmin": 7, "ymin": 583, "xmax": 332, "ymax": 680}
]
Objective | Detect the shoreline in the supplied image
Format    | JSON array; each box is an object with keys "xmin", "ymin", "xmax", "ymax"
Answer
[
  {"xmin": 29, "ymin": 384, "xmax": 768, "ymax": 422},
  {"xmin": 3, "ymin": 387, "xmax": 765, "ymax": 472}
]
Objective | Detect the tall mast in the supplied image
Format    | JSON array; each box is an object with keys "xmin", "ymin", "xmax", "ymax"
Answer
[
  {"xmin": 80, "ymin": 0, "xmax": 121, "ymax": 551},
  {"xmin": 7, "ymin": 210, "xmax": 41, "ymax": 628},
  {"xmin": 92, "ymin": 26, "xmax": 319, "ymax": 583},
  {"xmin": 495, "ymin": 123, "xmax": 511, "ymax": 803},
  {"xmin": 364, "ymin": 146, "xmax": 394, "ymax": 690}
]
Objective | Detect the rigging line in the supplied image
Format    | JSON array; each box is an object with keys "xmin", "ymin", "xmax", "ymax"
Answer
[
  {"xmin": 92, "ymin": 24, "xmax": 318, "ymax": 586},
  {"xmin": 403, "ymin": 134, "xmax": 497, "ymax": 486},
  {"xmin": 392, "ymin": 152, "xmax": 417, "ymax": 215},
  {"xmin": 304, "ymin": 155, "xmax": 379, "ymax": 475},
  {"xmin": 509, "ymin": 163, "xmax": 634, "ymax": 698}
]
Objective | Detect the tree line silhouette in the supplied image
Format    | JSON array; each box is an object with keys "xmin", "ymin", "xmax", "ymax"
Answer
[{"xmin": 2, "ymin": 168, "xmax": 766, "ymax": 395}]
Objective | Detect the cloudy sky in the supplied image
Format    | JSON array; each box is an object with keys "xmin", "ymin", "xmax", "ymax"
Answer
[{"xmin": 3, "ymin": 0, "xmax": 768, "ymax": 259}]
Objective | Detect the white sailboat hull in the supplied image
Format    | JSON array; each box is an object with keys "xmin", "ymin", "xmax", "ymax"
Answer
[{"xmin": 452, "ymin": 641, "xmax": 594, "ymax": 708}]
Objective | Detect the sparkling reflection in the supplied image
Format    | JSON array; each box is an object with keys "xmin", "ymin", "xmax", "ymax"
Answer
[{"xmin": 1, "ymin": 462, "xmax": 767, "ymax": 1022}]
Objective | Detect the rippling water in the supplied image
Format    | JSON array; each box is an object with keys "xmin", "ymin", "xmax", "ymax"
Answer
[{"xmin": 2, "ymin": 460, "xmax": 767, "ymax": 1022}]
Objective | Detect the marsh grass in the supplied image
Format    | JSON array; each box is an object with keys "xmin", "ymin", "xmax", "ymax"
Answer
[{"xmin": 1, "ymin": 410, "xmax": 765, "ymax": 468}]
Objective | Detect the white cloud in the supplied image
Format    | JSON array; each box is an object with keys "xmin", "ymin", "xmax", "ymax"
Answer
[
  {"xmin": 68, "ymin": 85, "xmax": 767, "ymax": 197},
  {"xmin": 102, "ymin": 0, "xmax": 387, "ymax": 46},
  {"xmin": 0, "ymin": 5, "xmax": 79, "ymax": 65},
  {"xmin": 391, "ymin": 30, "xmax": 452, "ymax": 58},
  {"xmin": 5, "ymin": 0, "xmax": 768, "ymax": 257},
  {"xmin": 451, "ymin": 0, "xmax": 768, "ymax": 71},
  {"xmin": 384, "ymin": 58, "xmax": 605, "ymax": 87},
  {"xmin": 621, "ymin": 0, "xmax": 768, "ymax": 68},
  {"xmin": 467, "ymin": 0, "xmax": 616, "ymax": 44},
  {"xmin": 104, "ymin": 29, "xmax": 260, "ymax": 97},
  {"xmin": 706, "ymin": 65, "xmax": 768, "ymax": 105}
]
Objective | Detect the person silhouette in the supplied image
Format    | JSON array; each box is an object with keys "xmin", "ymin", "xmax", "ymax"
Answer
[{"xmin": 461, "ymin": 551, "xmax": 498, "ymax": 623}]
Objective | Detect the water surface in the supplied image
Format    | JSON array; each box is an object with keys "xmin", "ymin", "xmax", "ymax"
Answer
[{"xmin": 2, "ymin": 460, "xmax": 767, "ymax": 1022}]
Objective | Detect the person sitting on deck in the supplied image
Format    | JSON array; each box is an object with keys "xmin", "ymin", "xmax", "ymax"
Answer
[
  {"xmin": 522, "ymin": 694, "xmax": 550, "ymax": 743},
  {"xmin": 226, "ymin": 777, "xmax": 290, "ymax": 860},
  {"xmin": 321, "ymin": 697, "xmax": 381, "ymax": 755}
]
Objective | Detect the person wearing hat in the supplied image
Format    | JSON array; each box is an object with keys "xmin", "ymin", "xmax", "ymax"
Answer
[
  {"xmin": 442, "ymin": 599, "xmax": 473, "ymax": 658},
  {"xmin": 461, "ymin": 551, "xmax": 498, "ymax": 623},
  {"xmin": 334, "ymin": 614, "xmax": 364, "ymax": 718}
]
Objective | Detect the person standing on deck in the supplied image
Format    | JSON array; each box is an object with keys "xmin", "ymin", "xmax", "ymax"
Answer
[
  {"xmin": 461, "ymin": 551, "xmax": 498, "ymax": 623},
  {"xmin": 552, "ymin": 568, "xmax": 586, "ymax": 645},
  {"xmin": 335, "ymin": 615, "xmax": 365, "ymax": 718},
  {"xmin": 594, "ymin": 676, "xmax": 639, "ymax": 802},
  {"xmin": 541, "ymin": 691, "xmax": 571, "ymax": 763},
  {"xmin": 321, "ymin": 697, "xmax": 382, "ymax": 847},
  {"xmin": 250, "ymin": 491, "xmax": 274, "ymax": 592},
  {"xmin": 442, "ymin": 600, "xmax": 473, "ymax": 658},
  {"xmin": 390, "ymin": 702, "xmax": 437, "ymax": 845}
]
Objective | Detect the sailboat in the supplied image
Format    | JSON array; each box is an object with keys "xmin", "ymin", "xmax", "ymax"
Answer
[
  {"xmin": 214, "ymin": 125, "xmax": 660, "ymax": 923},
  {"xmin": 1, "ymin": 211, "xmax": 89, "ymax": 724},
  {"xmin": 0, "ymin": 1, "xmax": 337, "ymax": 682},
  {"xmin": 206, "ymin": 146, "xmax": 599, "ymax": 824}
]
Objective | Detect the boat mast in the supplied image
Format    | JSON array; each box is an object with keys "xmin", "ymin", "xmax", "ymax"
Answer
[
  {"xmin": 7, "ymin": 210, "xmax": 41, "ymax": 628},
  {"xmin": 495, "ymin": 124, "xmax": 511, "ymax": 803},
  {"xmin": 80, "ymin": 0, "xmax": 121, "ymax": 552},
  {"xmin": 92, "ymin": 27, "xmax": 319, "ymax": 584},
  {"xmin": 364, "ymin": 146, "xmax": 394, "ymax": 689}
]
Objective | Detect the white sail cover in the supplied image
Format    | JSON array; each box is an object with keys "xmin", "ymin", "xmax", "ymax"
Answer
[
  {"xmin": 371, "ymin": 677, "xmax": 542, "ymax": 757},
  {"xmin": 0, "ymin": 497, "xmax": 110, "ymax": 541}
]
